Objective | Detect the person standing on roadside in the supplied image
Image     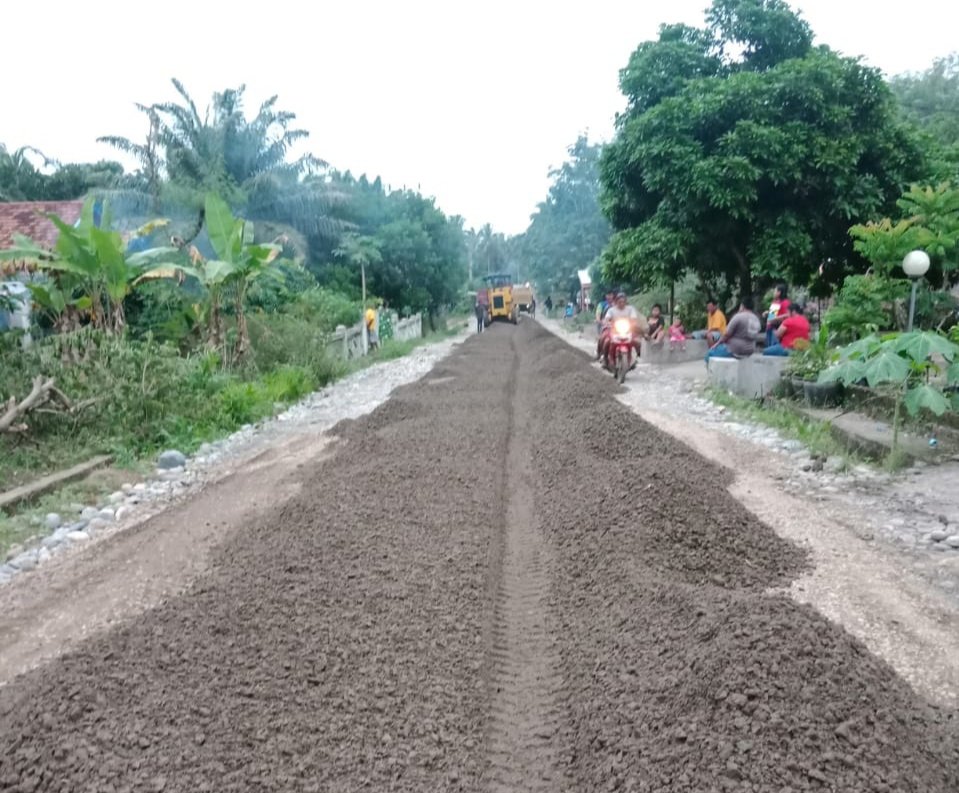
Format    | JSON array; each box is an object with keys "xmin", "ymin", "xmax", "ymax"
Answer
[
  {"xmin": 365, "ymin": 304, "xmax": 379, "ymax": 351},
  {"xmin": 475, "ymin": 288, "xmax": 489, "ymax": 334},
  {"xmin": 544, "ymin": 295, "xmax": 553, "ymax": 316}
]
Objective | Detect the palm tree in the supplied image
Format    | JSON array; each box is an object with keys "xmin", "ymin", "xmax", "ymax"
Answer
[
  {"xmin": 96, "ymin": 105, "xmax": 164, "ymax": 212},
  {"xmin": 99, "ymin": 79, "xmax": 346, "ymax": 255},
  {"xmin": 0, "ymin": 144, "xmax": 53, "ymax": 201}
]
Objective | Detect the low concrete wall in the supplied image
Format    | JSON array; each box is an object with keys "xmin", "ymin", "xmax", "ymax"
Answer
[
  {"xmin": 325, "ymin": 312, "xmax": 423, "ymax": 361},
  {"xmin": 393, "ymin": 314, "xmax": 423, "ymax": 343},
  {"xmin": 641, "ymin": 338, "xmax": 708, "ymax": 364},
  {"xmin": 707, "ymin": 355, "xmax": 788, "ymax": 399}
]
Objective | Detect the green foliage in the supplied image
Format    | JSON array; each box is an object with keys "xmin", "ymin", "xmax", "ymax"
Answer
[
  {"xmin": 511, "ymin": 136, "xmax": 611, "ymax": 295},
  {"xmin": 288, "ymin": 288, "xmax": 359, "ymax": 332},
  {"xmin": 246, "ymin": 310, "xmax": 345, "ymax": 386},
  {"xmin": 0, "ymin": 142, "xmax": 123, "ymax": 201},
  {"xmin": 821, "ymin": 329, "xmax": 959, "ymax": 454},
  {"xmin": 785, "ymin": 322, "xmax": 837, "ymax": 380},
  {"xmin": 600, "ymin": 0, "xmax": 926, "ymax": 296},
  {"xmin": 824, "ymin": 274, "xmax": 907, "ymax": 340},
  {"xmin": 98, "ymin": 80, "xmax": 346, "ymax": 257},
  {"xmin": 0, "ymin": 197, "xmax": 174, "ymax": 332},
  {"xmin": 849, "ymin": 183, "xmax": 959, "ymax": 285},
  {"xmin": 890, "ymin": 53, "xmax": 959, "ymax": 176}
]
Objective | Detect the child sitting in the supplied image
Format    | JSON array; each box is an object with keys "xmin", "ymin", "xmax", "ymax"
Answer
[{"xmin": 668, "ymin": 316, "xmax": 686, "ymax": 351}]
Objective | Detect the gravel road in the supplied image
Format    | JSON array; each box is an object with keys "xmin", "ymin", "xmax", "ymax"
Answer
[{"xmin": 1, "ymin": 320, "xmax": 956, "ymax": 792}]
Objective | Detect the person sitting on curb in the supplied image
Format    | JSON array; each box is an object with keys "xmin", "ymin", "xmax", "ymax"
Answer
[
  {"xmin": 647, "ymin": 303, "xmax": 666, "ymax": 343},
  {"xmin": 691, "ymin": 298, "xmax": 727, "ymax": 344},
  {"xmin": 762, "ymin": 302, "xmax": 810, "ymax": 355},
  {"xmin": 668, "ymin": 315, "xmax": 686, "ymax": 351},
  {"xmin": 764, "ymin": 283, "xmax": 791, "ymax": 348},
  {"xmin": 705, "ymin": 296, "xmax": 761, "ymax": 361}
]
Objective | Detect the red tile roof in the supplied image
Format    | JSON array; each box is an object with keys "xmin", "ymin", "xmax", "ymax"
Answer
[{"xmin": 0, "ymin": 200, "xmax": 83, "ymax": 274}]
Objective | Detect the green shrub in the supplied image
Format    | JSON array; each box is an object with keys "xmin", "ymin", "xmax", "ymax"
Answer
[
  {"xmin": 262, "ymin": 365, "xmax": 314, "ymax": 402},
  {"xmin": 246, "ymin": 312, "xmax": 345, "ymax": 386},
  {"xmin": 290, "ymin": 288, "xmax": 360, "ymax": 332}
]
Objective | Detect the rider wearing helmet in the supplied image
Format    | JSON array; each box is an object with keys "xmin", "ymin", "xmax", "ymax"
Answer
[{"xmin": 598, "ymin": 292, "xmax": 646, "ymax": 367}]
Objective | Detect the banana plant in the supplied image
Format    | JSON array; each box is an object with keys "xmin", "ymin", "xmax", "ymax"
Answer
[
  {"xmin": 0, "ymin": 198, "xmax": 172, "ymax": 332},
  {"xmin": 145, "ymin": 193, "xmax": 280, "ymax": 357}
]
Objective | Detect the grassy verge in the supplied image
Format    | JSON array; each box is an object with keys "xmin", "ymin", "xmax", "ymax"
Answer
[
  {"xmin": 704, "ymin": 386, "xmax": 860, "ymax": 465},
  {"xmin": 1, "ymin": 317, "xmax": 467, "ymax": 558}
]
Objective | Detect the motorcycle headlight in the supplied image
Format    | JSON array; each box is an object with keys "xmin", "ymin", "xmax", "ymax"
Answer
[{"xmin": 614, "ymin": 319, "xmax": 631, "ymax": 335}]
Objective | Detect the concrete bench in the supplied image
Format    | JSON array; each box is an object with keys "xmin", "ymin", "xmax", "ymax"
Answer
[
  {"xmin": 706, "ymin": 355, "xmax": 787, "ymax": 399},
  {"xmin": 640, "ymin": 338, "xmax": 709, "ymax": 365}
]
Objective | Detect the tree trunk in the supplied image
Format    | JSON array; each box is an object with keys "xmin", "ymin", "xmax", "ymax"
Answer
[
  {"xmin": 209, "ymin": 294, "xmax": 224, "ymax": 351},
  {"xmin": 731, "ymin": 246, "xmax": 751, "ymax": 300},
  {"xmin": 234, "ymin": 286, "xmax": 249, "ymax": 361}
]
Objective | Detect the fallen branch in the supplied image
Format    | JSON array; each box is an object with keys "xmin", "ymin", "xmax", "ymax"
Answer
[{"xmin": 0, "ymin": 376, "xmax": 56, "ymax": 433}]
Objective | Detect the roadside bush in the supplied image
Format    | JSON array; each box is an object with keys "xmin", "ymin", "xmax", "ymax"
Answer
[
  {"xmin": 246, "ymin": 261, "xmax": 318, "ymax": 313},
  {"xmin": 246, "ymin": 312, "xmax": 345, "ymax": 386},
  {"xmin": 289, "ymin": 287, "xmax": 360, "ymax": 332}
]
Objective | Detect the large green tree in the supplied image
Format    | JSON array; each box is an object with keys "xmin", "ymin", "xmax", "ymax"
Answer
[
  {"xmin": 513, "ymin": 136, "xmax": 610, "ymax": 295},
  {"xmin": 890, "ymin": 53, "xmax": 959, "ymax": 179},
  {"xmin": 601, "ymin": 0, "xmax": 927, "ymax": 298}
]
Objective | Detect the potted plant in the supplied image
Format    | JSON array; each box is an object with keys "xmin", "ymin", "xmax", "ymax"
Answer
[{"xmin": 785, "ymin": 323, "xmax": 841, "ymax": 406}]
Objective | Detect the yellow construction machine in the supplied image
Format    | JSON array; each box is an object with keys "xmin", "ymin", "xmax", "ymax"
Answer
[{"xmin": 483, "ymin": 273, "xmax": 519, "ymax": 324}]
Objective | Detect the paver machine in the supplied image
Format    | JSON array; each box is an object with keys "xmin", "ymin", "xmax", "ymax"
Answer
[{"xmin": 483, "ymin": 273, "xmax": 519, "ymax": 325}]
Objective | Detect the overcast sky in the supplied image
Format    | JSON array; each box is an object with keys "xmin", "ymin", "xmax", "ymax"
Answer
[{"xmin": 3, "ymin": 1, "xmax": 957, "ymax": 235}]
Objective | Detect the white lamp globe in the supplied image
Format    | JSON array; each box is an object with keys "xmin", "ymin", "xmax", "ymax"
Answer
[{"xmin": 902, "ymin": 250, "xmax": 930, "ymax": 278}]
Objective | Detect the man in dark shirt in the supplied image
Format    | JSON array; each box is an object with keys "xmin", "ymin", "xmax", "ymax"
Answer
[{"xmin": 705, "ymin": 296, "xmax": 761, "ymax": 360}]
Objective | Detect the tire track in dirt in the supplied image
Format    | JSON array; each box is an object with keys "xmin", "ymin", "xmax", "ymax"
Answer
[{"xmin": 484, "ymin": 334, "xmax": 566, "ymax": 792}]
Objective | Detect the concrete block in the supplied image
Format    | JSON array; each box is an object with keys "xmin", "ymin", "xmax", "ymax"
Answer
[
  {"xmin": 707, "ymin": 355, "xmax": 787, "ymax": 399},
  {"xmin": 707, "ymin": 357, "xmax": 741, "ymax": 394},
  {"xmin": 641, "ymin": 338, "xmax": 709, "ymax": 365}
]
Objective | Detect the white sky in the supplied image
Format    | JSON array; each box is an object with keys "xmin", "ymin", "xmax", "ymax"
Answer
[{"xmin": 2, "ymin": 1, "xmax": 957, "ymax": 235}]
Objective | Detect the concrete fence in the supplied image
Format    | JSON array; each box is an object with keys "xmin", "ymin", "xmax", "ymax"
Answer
[{"xmin": 325, "ymin": 312, "xmax": 423, "ymax": 362}]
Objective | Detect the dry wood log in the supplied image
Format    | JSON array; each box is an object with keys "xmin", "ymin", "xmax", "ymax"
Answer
[{"xmin": 0, "ymin": 376, "xmax": 56, "ymax": 433}]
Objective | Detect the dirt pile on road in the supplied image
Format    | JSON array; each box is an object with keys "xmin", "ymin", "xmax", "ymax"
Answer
[
  {"xmin": 0, "ymin": 335, "xmax": 509, "ymax": 792},
  {"xmin": 0, "ymin": 320, "xmax": 956, "ymax": 793},
  {"xmin": 522, "ymin": 323, "xmax": 959, "ymax": 792}
]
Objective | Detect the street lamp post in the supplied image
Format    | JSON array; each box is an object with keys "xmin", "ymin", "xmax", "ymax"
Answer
[{"xmin": 902, "ymin": 250, "xmax": 930, "ymax": 332}]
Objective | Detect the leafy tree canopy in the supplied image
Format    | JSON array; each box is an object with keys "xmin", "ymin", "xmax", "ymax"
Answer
[
  {"xmin": 511, "ymin": 136, "xmax": 610, "ymax": 295},
  {"xmin": 0, "ymin": 143, "xmax": 124, "ymax": 202},
  {"xmin": 890, "ymin": 53, "xmax": 959, "ymax": 179},
  {"xmin": 600, "ymin": 0, "xmax": 928, "ymax": 298}
]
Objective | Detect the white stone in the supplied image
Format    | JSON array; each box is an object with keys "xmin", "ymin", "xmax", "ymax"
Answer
[
  {"xmin": 108, "ymin": 491, "xmax": 125, "ymax": 504},
  {"xmin": 133, "ymin": 483, "xmax": 148, "ymax": 492},
  {"xmin": 81, "ymin": 506, "xmax": 99, "ymax": 520},
  {"xmin": 97, "ymin": 508, "xmax": 115, "ymax": 521},
  {"xmin": 38, "ymin": 547, "xmax": 51, "ymax": 564},
  {"xmin": 66, "ymin": 531, "xmax": 90, "ymax": 542},
  {"xmin": 824, "ymin": 457, "xmax": 845, "ymax": 474},
  {"xmin": 44, "ymin": 513, "xmax": 63, "ymax": 530},
  {"xmin": 946, "ymin": 536, "xmax": 959, "ymax": 549},
  {"xmin": 87, "ymin": 519, "xmax": 109, "ymax": 533},
  {"xmin": 115, "ymin": 506, "xmax": 133, "ymax": 522},
  {"xmin": 121, "ymin": 483, "xmax": 134, "ymax": 492},
  {"xmin": 930, "ymin": 529, "xmax": 950, "ymax": 542}
]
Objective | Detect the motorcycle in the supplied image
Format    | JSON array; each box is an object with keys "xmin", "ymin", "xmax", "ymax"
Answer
[{"xmin": 605, "ymin": 318, "xmax": 637, "ymax": 383}]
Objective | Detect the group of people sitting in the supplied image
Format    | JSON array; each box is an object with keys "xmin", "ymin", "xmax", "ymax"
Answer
[
  {"xmin": 703, "ymin": 284, "xmax": 810, "ymax": 360},
  {"xmin": 593, "ymin": 284, "xmax": 811, "ymax": 364}
]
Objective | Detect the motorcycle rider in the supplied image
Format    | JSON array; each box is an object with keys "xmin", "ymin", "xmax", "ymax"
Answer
[{"xmin": 598, "ymin": 292, "xmax": 646, "ymax": 368}]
